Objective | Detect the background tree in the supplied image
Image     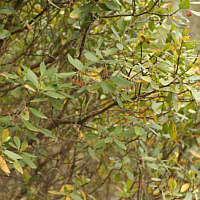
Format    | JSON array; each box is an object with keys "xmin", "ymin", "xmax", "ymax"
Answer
[{"xmin": 0, "ymin": 0, "xmax": 200, "ymax": 199}]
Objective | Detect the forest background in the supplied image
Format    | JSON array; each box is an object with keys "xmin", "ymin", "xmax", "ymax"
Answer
[{"xmin": 1, "ymin": 0, "xmax": 200, "ymax": 200}]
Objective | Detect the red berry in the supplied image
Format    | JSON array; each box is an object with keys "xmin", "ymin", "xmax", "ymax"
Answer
[
  {"xmin": 189, "ymin": 12, "xmax": 193, "ymax": 16},
  {"xmin": 80, "ymin": 81, "xmax": 83, "ymax": 85},
  {"xmin": 25, "ymin": 107, "xmax": 28, "ymax": 111},
  {"xmin": 191, "ymin": 160, "xmax": 194, "ymax": 164},
  {"xmin": 75, "ymin": 82, "xmax": 79, "ymax": 85},
  {"xmin": 105, "ymin": 72, "xmax": 108, "ymax": 76},
  {"xmin": 130, "ymin": 86, "xmax": 133, "ymax": 89},
  {"xmin": 126, "ymin": 87, "xmax": 129, "ymax": 90},
  {"xmin": 72, "ymin": 79, "xmax": 75, "ymax": 83},
  {"xmin": 187, "ymin": 13, "xmax": 190, "ymax": 17},
  {"xmin": 67, "ymin": 5, "xmax": 70, "ymax": 8},
  {"xmin": 78, "ymin": 82, "xmax": 81, "ymax": 86},
  {"xmin": 165, "ymin": 187, "xmax": 168, "ymax": 190},
  {"xmin": 135, "ymin": 86, "xmax": 137, "ymax": 89},
  {"xmin": 122, "ymin": 50, "xmax": 125, "ymax": 54}
]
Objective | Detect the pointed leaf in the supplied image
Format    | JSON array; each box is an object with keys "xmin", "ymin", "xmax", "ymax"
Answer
[
  {"xmin": 68, "ymin": 54, "xmax": 84, "ymax": 71},
  {"xmin": 13, "ymin": 160, "xmax": 23, "ymax": 174},
  {"xmin": 21, "ymin": 154, "xmax": 36, "ymax": 169},
  {"xmin": 29, "ymin": 108, "xmax": 47, "ymax": 119},
  {"xmin": 39, "ymin": 129, "xmax": 57, "ymax": 139}
]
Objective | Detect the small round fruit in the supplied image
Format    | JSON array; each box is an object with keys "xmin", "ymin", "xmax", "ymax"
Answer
[
  {"xmin": 25, "ymin": 107, "xmax": 28, "ymax": 111},
  {"xmin": 72, "ymin": 79, "xmax": 75, "ymax": 83},
  {"xmin": 130, "ymin": 86, "xmax": 133, "ymax": 89}
]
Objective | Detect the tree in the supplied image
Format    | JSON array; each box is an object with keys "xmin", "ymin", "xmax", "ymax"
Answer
[{"xmin": 0, "ymin": 0, "xmax": 200, "ymax": 199}]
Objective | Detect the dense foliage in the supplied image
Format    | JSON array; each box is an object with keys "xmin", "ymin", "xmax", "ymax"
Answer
[{"xmin": 0, "ymin": 0, "xmax": 200, "ymax": 199}]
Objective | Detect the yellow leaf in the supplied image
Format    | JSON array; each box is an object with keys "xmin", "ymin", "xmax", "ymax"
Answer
[
  {"xmin": 87, "ymin": 68, "xmax": 102, "ymax": 76},
  {"xmin": 189, "ymin": 149, "xmax": 200, "ymax": 158},
  {"xmin": 180, "ymin": 183, "xmax": 190, "ymax": 193},
  {"xmin": 78, "ymin": 190, "xmax": 86, "ymax": 200},
  {"xmin": 2, "ymin": 129, "xmax": 9, "ymax": 143},
  {"xmin": 153, "ymin": 190, "xmax": 158, "ymax": 195},
  {"xmin": 169, "ymin": 120, "xmax": 177, "ymax": 141},
  {"xmin": 0, "ymin": 156, "xmax": 10, "ymax": 174},
  {"xmin": 87, "ymin": 75, "xmax": 101, "ymax": 82},
  {"xmin": 24, "ymin": 84, "xmax": 36, "ymax": 92},
  {"xmin": 66, "ymin": 197, "xmax": 71, "ymax": 200},
  {"xmin": 60, "ymin": 184, "xmax": 74, "ymax": 191},
  {"xmin": 25, "ymin": 22, "xmax": 34, "ymax": 34}
]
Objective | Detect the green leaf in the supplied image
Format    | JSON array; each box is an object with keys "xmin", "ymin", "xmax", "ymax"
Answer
[
  {"xmin": 40, "ymin": 62, "xmax": 46, "ymax": 77},
  {"xmin": 3, "ymin": 150, "xmax": 22, "ymax": 160},
  {"xmin": 150, "ymin": 81, "xmax": 159, "ymax": 90},
  {"xmin": 29, "ymin": 108, "xmax": 47, "ymax": 119},
  {"xmin": 13, "ymin": 160, "xmax": 23, "ymax": 174},
  {"xmin": 68, "ymin": 54, "xmax": 84, "ymax": 71},
  {"xmin": 0, "ymin": 29, "xmax": 11, "ymax": 39},
  {"xmin": 2, "ymin": 73, "xmax": 18, "ymax": 79},
  {"xmin": 111, "ymin": 76, "xmax": 130, "ymax": 87},
  {"xmin": 55, "ymin": 72, "xmax": 76, "ymax": 78},
  {"xmin": 21, "ymin": 154, "xmax": 36, "ymax": 169},
  {"xmin": 94, "ymin": 139, "xmax": 105, "ymax": 149},
  {"xmin": 179, "ymin": 0, "xmax": 189, "ymax": 9},
  {"xmin": 121, "ymin": 92, "xmax": 132, "ymax": 102},
  {"xmin": 171, "ymin": 19, "xmax": 188, "ymax": 29},
  {"xmin": 43, "ymin": 91, "xmax": 66, "ymax": 99},
  {"xmin": 49, "ymin": 97, "xmax": 62, "ymax": 110},
  {"xmin": 14, "ymin": 136, "xmax": 20, "ymax": 150},
  {"xmin": 104, "ymin": 137, "xmax": 113, "ymax": 143},
  {"xmin": 111, "ymin": 25, "xmax": 120, "ymax": 41},
  {"xmin": 114, "ymin": 138, "xmax": 127, "ymax": 150},
  {"xmin": 85, "ymin": 52, "xmax": 100, "ymax": 62},
  {"xmin": 21, "ymin": 110, "xmax": 29, "ymax": 121},
  {"xmin": 189, "ymin": 87, "xmax": 200, "ymax": 102},
  {"xmin": 39, "ymin": 129, "xmax": 57, "ymax": 139},
  {"xmin": 0, "ymin": 116, "xmax": 10, "ymax": 125},
  {"xmin": 191, "ymin": 10, "xmax": 200, "ymax": 16},
  {"xmin": 104, "ymin": 0, "xmax": 120, "ymax": 10},
  {"xmin": 101, "ymin": 81, "xmax": 115, "ymax": 93},
  {"xmin": 88, "ymin": 147, "xmax": 95, "ymax": 157},
  {"xmin": 134, "ymin": 127, "xmax": 145, "ymax": 135},
  {"xmin": 116, "ymin": 95, "xmax": 123, "ymax": 107},
  {"xmin": 159, "ymin": 77, "xmax": 173, "ymax": 86},
  {"xmin": 11, "ymin": 86, "xmax": 23, "ymax": 97},
  {"xmin": 102, "ymin": 48, "xmax": 118, "ymax": 55},
  {"xmin": 172, "ymin": 94, "xmax": 179, "ymax": 112},
  {"xmin": 69, "ymin": 8, "xmax": 82, "ymax": 19},
  {"xmin": 148, "ymin": 20, "xmax": 155, "ymax": 32},
  {"xmin": 23, "ymin": 120, "xmax": 38, "ymax": 132},
  {"xmin": 141, "ymin": 76, "xmax": 152, "ymax": 82}
]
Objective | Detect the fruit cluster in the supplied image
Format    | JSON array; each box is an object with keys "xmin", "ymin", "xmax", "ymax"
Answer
[
  {"xmin": 187, "ymin": 11, "xmax": 192, "ymax": 17},
  {"xmin": 71, "ymin": 77, "xmax": 83, "ymax": 87},
  {"xmin": 126, "ymin": 85, "xmax": 137, "ymax": 90},
  {"xmin": 22, "ymin": 107, "xmax": 28, "ymax": 114},
  {"xmin": 103, "ymin": 70, "xmax": 108, "ymax": 76}
]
